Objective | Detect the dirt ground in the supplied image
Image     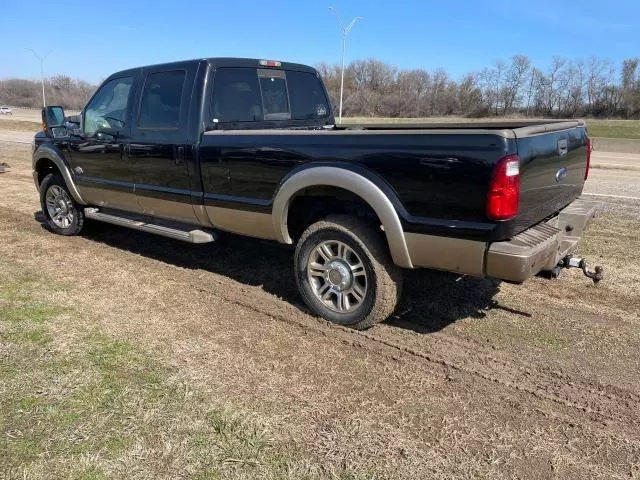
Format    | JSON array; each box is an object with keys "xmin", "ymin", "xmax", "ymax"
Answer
[{"xmin": 1, "ymin": 141, "xmax": 640, "ymax": 479}]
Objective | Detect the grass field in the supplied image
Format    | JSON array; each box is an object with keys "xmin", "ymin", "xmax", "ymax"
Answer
[
  {"xmin": 0, "ymin": 273, "xmax": 324, "ymax": 479},
  {"xmin": 1, "ymin": 142, "xmax": 640, "ymax": 478},
  {"xmin": 0, "ymin": 118, "xmax": 41, "ymax": 132}
]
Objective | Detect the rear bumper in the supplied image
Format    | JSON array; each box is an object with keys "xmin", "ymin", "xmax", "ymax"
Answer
[
  {"xmin": 485, "ymin": 197, "xmax": 599, "ymax": 282},
  {"xmin": 403, "ymin": 197, "xmax": 599, "ymax": 282}
]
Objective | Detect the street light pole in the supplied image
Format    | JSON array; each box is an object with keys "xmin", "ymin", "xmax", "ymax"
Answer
[
  {"xmin": 25, "ymin": 49, "xmax": 52, "ymax": 108},
  {"xmin": 328, "ymin": 7, "xmax": 362, "ymax": 124}
]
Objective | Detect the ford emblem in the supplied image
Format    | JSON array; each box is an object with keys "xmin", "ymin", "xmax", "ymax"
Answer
[{"xmin": 555, "ymin": 167, "xmax": 568, "ymax": 183}]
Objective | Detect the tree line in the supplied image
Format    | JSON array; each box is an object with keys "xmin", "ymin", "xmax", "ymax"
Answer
[
  {"xmin": 0, "ymin": 76, "xmax": 95, "ymax": 110},
  {"xmin": 316, "ymin": 55, "xmax": 640, "ymax": 118},
  {"xmin": 2, "ymin": 55, "xmax": 639, "ymax": 119}
]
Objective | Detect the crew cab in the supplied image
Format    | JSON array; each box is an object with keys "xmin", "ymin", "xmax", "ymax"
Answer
[{"xmin": 33, "ymin": 57, "xmax": 600, "ymax": 329}]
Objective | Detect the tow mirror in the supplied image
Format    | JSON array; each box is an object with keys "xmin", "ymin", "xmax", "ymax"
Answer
[{"xmin": 41, "ymin": 105, "xmax": 67, "ymax": 138}]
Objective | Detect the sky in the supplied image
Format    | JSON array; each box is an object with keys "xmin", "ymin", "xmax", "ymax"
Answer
[{"xmin": 0, "ymin": 0, "xmax": 638, "ymax": 84}]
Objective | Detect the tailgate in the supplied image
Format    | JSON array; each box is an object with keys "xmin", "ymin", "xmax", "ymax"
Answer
[{"xmin": 512, "ymin": 123, "xmax": 589, "ymax": 234}]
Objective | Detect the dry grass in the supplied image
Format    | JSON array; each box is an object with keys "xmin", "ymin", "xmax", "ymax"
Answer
[
  {"xmin": 0, "ymin": 118, "xmax": 41, "ymax": 132},
  {"xmin": 0, "ymin": 271, "xmax": 370, "ymax": 479},
  {"xmin": 1, "ymin": 143, "xmax": 640, "ymax": 479}
]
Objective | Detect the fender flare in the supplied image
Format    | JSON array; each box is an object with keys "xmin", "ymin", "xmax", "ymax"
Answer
[
  {"xmin": 272, "ymin": 166, "xmax": 413, "ymax": 268},
  {"xmin": 33, "ymin": 144, "xmax": 86, "ymax": 205}
]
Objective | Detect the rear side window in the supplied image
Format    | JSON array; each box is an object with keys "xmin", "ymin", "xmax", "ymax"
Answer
[
  {"xmin": 138, "ymin": 70, "xmax": 186, "ymax": 128},
  {"xmin": 211, "ymin": 67, "xmax": 330, "ymax": 123}
]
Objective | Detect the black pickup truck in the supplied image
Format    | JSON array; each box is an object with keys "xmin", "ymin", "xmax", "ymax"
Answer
[{"xmin": 33, "ymin": 57, "xmax": 600, "ymax": 329}]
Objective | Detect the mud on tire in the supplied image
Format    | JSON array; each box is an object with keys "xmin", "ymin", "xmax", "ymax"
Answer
[{"xmin": 294, "ymin": 214, "xmax": 403, "ymax": 330}]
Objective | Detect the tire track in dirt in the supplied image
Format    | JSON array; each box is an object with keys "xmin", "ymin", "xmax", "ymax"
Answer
[
  {"xmin": 369, "ymin": 326, "xmax": 640, "ymax": 427},
  {"xmin": 1, "ymin": 202, "xmax": 639, "ymax": 439},
  {"xmin": 186, "ymin": 277, "xmax": 640, "ymax": 434}
]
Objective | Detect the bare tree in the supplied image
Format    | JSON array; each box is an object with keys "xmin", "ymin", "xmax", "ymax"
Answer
[
  {"xmin": 621, "ymin": 58, "xmax": 640, "ymax": 117},
  {"xmin": 502, "ymin": 55, "xmax": 531, "ymax": 114}
]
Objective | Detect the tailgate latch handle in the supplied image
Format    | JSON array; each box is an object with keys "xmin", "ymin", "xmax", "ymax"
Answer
[{"xmin": 557, "ymin": 139, "xmax": 568, "ymax": 157}]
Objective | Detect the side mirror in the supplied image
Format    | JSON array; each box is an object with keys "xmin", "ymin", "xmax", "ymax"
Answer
[{"xmin": 41, "ymin": 106, "xmax": 66, "ymax": 138}]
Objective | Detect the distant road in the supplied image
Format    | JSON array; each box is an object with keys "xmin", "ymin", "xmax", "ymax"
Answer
[
  {"xmin": 585, "ymin": 151, "xmax": 640, "ymax": 201},
  {"xmin": 591, "ymin": 151, "xmax": 640, "ymax": 169}
]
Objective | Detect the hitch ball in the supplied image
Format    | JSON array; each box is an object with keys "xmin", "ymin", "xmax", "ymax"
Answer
[{"xmin": 562, "ymin": 257, "xmax": 604, "ymax": 284}]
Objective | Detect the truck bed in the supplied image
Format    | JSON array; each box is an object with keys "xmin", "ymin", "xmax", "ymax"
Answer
[{"xmin": 201, "ymin": 119, "xmax": 589, "ymax": 242}]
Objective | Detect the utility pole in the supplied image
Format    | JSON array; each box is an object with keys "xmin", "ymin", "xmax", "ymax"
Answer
[
  {"xmin": 25, "ymin": 48, "xmax": 51, "ymax": 107},
  {"xmin": 328, "ymin": 6, "xmax": 362, "ymax": 124}
]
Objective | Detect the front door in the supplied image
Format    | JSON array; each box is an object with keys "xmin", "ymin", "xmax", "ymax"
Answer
[
  {"xmin": 68, "ymin": 75, "xmax": 139, "ymax": 212},
  {"xmin": 129, "ymin": 65, "xmax": 198, "ymax": 223}
]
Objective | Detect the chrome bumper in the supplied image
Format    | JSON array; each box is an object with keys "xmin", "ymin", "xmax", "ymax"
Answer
[{"xmin": 486, "ymin": 197, "xmax": 600, "ymax": 282}]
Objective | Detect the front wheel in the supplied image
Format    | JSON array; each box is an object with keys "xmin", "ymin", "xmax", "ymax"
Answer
[
  {"xmin": 294, "ymin": 215, "xmax": 403, "ymax": 330},
  {"xmin": 40, "ymin": 173, "xmax": 85, "ymax": 236}
]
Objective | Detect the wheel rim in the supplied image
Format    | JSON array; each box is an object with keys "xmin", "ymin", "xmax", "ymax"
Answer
[
  {"xmin": 45, "ymin": 185, "xmax": 74, "ymax": 229},
  {"xmin": 307, "ymin": 240, "xmax": 368, "ymax": 313}
]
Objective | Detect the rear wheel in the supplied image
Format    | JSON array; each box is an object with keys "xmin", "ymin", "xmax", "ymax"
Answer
[
  {"xmin": 294, "ymin": 215, "xmax": 402, "ymax": 330},
  {"xmin": 40, "ymin": 173, "xmax": 85, "ymax": 236}
]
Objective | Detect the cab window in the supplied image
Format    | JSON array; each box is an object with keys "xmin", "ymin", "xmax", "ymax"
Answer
[
  {"xmin": 287, "ymin": 71, "xmax": 330, "ymax": 120},
  {"xmin": 211, "ymin": 68, "xmax": 262, "ymax": 122},
  {"xmin": 210, "ymin": 67, "xmax": 330, "ymax": 124},
  {"xmin": 258, "ymin": 69, "xmax": 290, "ymax": 120},
  {"xmin": 83, "ymin": 76, "xmax": 133, "ymax": 137},
  {"xmin": 138, "ymin": 70, "xmax": 186, "ymax": 129}
]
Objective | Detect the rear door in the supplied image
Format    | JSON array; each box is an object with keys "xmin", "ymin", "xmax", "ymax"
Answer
[{"xmin": 129, "ymin": 63, "xmax": 199, "ymax": 223}]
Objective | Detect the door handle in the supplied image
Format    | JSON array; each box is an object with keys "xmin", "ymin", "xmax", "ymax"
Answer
[{"xmin": 175, "ymin": 146, "xmax": 185, "ymax": 166}]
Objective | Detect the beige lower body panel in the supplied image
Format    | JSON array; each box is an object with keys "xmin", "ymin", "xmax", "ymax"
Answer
[
  {"xmin": 205, "ymin": 206, "xmax": 276, "ymax": 240},
  {"xmin": 404, "ymin": 232, "xmax": 487, "ymax": 277},
  {"xmin": 79, "ymin": 186, "xmax": 140, "ymax": 213},
  {"xmin": 138, "ymin": 197, "xmax": 200, "ymax": 225},
  {"xmin": 404, "ymin": 197, "xmax": 599, "ymax": 282}
]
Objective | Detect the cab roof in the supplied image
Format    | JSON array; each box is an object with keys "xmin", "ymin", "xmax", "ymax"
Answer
[{"xmin": 107, "ymin": 57, "xmax": 318, "ymax": 82}]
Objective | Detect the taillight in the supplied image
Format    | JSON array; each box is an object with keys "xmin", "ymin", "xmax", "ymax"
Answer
[
  {"xmin": 585, "ymin": 137, "xmax": 592, "ymax": 180},
  {"xmin": 487, "ymin": 154, "xmax": 520, "ymax": 221}
]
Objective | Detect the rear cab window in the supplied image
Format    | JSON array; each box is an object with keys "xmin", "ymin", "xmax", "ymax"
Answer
[{"xmin": 210, "ymin": 66, "xmax": 330, "ymax": 127}]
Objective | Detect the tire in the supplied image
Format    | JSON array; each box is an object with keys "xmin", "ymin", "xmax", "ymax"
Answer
[
  {"xmin": 294, "ymin": 214, "xmax": 403, "ymax": 330},
  {"xmin": 40, "ymin": 173, "xmax": 85, "ymax": 236}
]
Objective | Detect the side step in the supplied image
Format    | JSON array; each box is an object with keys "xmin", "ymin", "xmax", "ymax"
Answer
[{"xmin": 84, "ymin": 208, "xmax": 217, "ymax": 243}]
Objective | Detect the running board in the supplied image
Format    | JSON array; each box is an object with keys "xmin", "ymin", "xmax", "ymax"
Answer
[{"xmin": 84, "ymin": 208, "xmax": 216, "ymax": 243}]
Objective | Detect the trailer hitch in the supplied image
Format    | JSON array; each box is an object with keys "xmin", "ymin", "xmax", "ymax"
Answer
[{"xmin": 556, "ymin": 257, "xmax": 604, "ymax": 284}]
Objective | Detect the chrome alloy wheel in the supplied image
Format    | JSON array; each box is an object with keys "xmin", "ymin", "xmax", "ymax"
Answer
[
  {"xmin": 307, "ymin": 240, "xmax": 368, "ymax": 313},
  {"xmin": 45, "ymin": 185, "xmax": 74, "ymax": 229}
]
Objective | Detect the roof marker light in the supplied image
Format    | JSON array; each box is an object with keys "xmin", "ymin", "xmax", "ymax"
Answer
[{"xmin": 259, "ymin": 60, "xmax": 281, "ymax": 67}]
